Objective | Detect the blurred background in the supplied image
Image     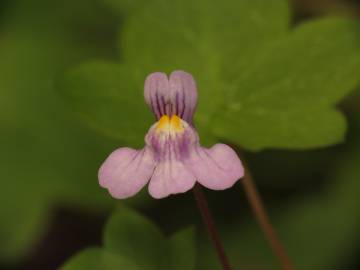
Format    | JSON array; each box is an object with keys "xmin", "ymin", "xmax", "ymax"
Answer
[{"xmin": 1, "ymin": 0, "xmax": 360, "ymax": 269}]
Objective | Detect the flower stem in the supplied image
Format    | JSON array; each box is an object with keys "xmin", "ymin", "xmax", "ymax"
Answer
[
  {"xmin": 193, "ymin": 184, "xmax": 233, "ymax": 270},
  {"xmin": 240, "ymin": 160, "xmax": 294, "ymax": 270}
]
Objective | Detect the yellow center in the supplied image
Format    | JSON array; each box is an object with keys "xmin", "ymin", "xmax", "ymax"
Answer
[{"xmin": 156, "ymin": 115, "xmax": 184, "ymax": 133}]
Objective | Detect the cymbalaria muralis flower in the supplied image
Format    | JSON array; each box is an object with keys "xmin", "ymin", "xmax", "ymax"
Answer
[{"xmin": 99, "ymin": 71, "xmax": 244, "ymax": 199}]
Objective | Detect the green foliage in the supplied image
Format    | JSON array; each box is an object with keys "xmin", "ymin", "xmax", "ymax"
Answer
[
  {"xmin": 59, "ymin": 0, "xmax": 360, "ymax": 150},
  {"xmin": 168, "ymin": 228, "xmax": 197, "ymax": 270},
  {"xmin": 0, "ymin": 0, "xmax": 149, "ymax": 262},
  {"xmin": 61, "ymin": 207, "xmax": 196, "ymax": 270},
  {"xmin": 0, "ymin": 35, "xmax": 113, "ymax": 261},
  {"xmin": 60, "ymin": 61, "xmax": 153, "ymax": 147},
  {"xmin": 122, "ymin": 0, "xmax": 289, "ymax": 98},
  {"xmin": 214, "ymin": 18, "xmax": 360, "ymax": 150},
  {"xmin": 104, "ymin": 206, "xmax": 165, "ymax": 270},
  {"xmin": 61, "ymin": 248, "xmax": 140, "ymax": 270}
]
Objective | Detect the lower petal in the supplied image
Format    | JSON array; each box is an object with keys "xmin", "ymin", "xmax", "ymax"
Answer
[
  {"xmin": 148, "ymin": 160, "xmax": 196, "ymax": 199},
  {"xmin": 98, "ymin": 147, "xmax": 156, "ymax": 199},
  {"xmin": 185, "ymin": 144, "xmax": 244, "ymax": 190}
]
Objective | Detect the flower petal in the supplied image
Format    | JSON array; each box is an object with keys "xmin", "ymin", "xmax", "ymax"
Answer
[
  {"xmin": 144, "ymin": 70, "xmax": 198, "ymax": 123},
  {"xmin": 148, "ymin": 159, "xmax": 196, "ymax": 199},
  {"xmin": 169, "ymin": 70, "xmax": 197, "ymax": 124},
  {"xmin": 98, "ymin": 147, "xmax": 156, "ymax": 199},
  {"xmin": 144, "ymin": 72, "xmax": 169, "ymax": 119},
  {"xmin": 185, "ymin": 144, "xmax": 244, "ymax": 190}
]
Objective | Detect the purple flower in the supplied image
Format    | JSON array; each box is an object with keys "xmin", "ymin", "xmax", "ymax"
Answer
[{"xmin": 99, "ymin": 71, "xmax": 244, "ymax": 199}]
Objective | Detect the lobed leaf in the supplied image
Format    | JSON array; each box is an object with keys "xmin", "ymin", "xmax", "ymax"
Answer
[
  {"xmin": 214, "ymin": 18, "xmax": 360, "ymax": 150},
  {"xmin": 62, "ymin": 207, "xmax": 197, "ymax": 270},
  {"xmin": 60, "ymin": 0, "xmax": 360, "ymax": 150}
]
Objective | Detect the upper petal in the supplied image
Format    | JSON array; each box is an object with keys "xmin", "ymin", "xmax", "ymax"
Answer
[
  {"xmin": 184, "ymin": 144, "xmax": 244, "ymax": 190},
  {"xmin": 169, "ymin": 71, "xmax": 197, "ymax": 124},
  {"xmin": 144, "ymin": 70, "xmax": 198, "ymax": 124},
  {"xmin": 144, "ymin": 72, "xmax": 169, "ymax": 119},
  {"xmin": 98, "ymin": 147, "xmax": 156, "ymax": 199}
]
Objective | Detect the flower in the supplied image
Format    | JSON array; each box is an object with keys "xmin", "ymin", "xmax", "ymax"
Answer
[{"xmin": 98, "ymin": 71, "xmax": 244, "ymax": 199}]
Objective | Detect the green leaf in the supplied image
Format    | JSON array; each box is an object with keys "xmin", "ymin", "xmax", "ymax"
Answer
[
  {"xmin": 167, "ymin": 227, "xmax": 196, "ymax": 270},
  {"xmin": 214, "ymin": 18, "xmax": 360, "ymax": 150},
  {"xmin": 61, "ymin": 248, "xmax": 140, "ymax": 270},
  {"xmin": 104, "ymin": 206, "xmax": 165, "ymax": 270},
  {"xmin": 59, "ymin": 60, "xmax": 153, "ymax": 147},
  {"xmin": 215, "ymin": 107, "xmax": 347, "ymax": 150},
  {"xmin": 63, "ymin": 207, "xmax": 197, "ymax": 270},
  {"xmin": 120, "ymin": 0, "xmax": 360, "ymax": 150},
  {"xmin": 121, "ymin": 0, "xmax": 289, "ymax": 130},
  {"xmin": 62, "ymin": 0, "xmax": 360, "ymax": 150}
]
